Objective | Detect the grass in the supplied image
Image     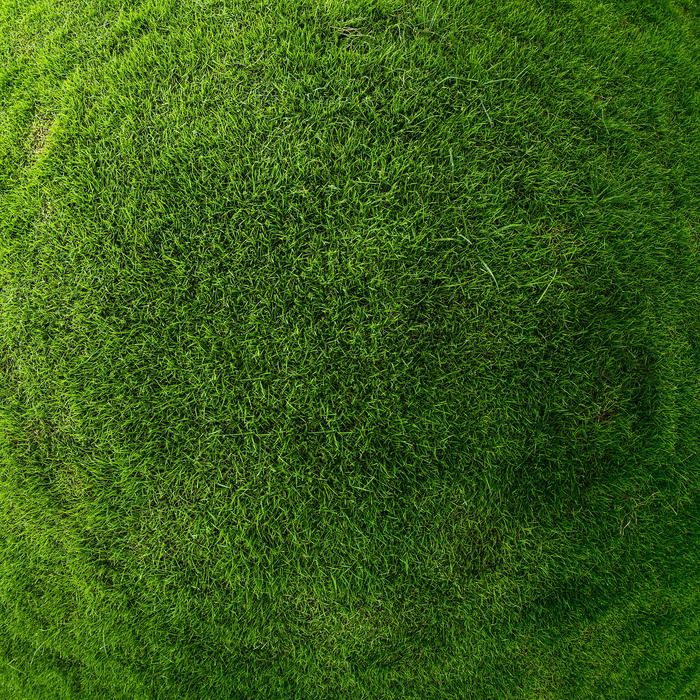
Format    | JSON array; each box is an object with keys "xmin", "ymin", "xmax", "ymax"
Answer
[{"xmin": 0, "ymin": 0, "xmax": 699, "ymax": 697}]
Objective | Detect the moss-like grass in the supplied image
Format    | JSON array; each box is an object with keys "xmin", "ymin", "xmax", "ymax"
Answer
[{"xmin": 1, "ymin": 0, "xmax": 699, "ymax": 697}]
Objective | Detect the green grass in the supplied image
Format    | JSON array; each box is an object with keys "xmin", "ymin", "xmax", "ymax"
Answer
[{"xmin": 0, "ymin": 0, "xmax": 699, "ymax": 697}]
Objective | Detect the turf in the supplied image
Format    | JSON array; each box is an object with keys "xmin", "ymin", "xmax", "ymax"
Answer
[{"xmin": 0, "ymin": 0, "xmax": 699, "ymax": 697}]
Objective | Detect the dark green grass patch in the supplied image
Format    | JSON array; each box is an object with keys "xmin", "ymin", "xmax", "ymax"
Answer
[{"xmin": 1, "ymin": 0, "xmax": 699, "ymax": 697}]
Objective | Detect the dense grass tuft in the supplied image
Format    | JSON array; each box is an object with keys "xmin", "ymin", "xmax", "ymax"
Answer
[{"xmin": 1, "ymin": 0, "xmax": 699, "ymax": 698}]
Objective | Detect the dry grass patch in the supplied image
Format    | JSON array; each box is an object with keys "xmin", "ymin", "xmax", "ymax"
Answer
[{"xmin": 27, "ymin": 112, "xmax": 55, "ymax": 161}]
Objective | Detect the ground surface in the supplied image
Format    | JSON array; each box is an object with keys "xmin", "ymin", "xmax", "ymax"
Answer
[{"xmin": 0, "ymin": 0, "xmax": 699, "ymax": 698}]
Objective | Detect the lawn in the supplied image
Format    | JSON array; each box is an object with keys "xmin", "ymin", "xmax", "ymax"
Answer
[{"xmin": 0, "ymin": 0, "xmax": 699, "ymax": 697}]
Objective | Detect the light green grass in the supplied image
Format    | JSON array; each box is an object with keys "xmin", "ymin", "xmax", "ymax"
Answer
[{"xmin": 0, "ymin": 0, "xmax": 699, "ymax": 697}]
